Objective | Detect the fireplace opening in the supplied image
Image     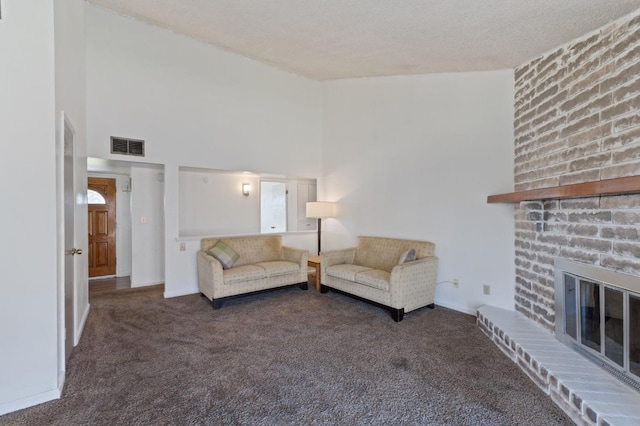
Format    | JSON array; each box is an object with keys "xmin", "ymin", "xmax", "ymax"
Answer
[{"xmin": 554, "ymin": 259, "xmax": 640, "ymax": 392}]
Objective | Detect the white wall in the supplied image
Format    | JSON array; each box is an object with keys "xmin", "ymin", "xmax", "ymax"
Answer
[
  {"xmin": 115, "ymin": 176, "xmax": 133, "ymax": 277},
  {"xmin": 0, "ymin": 0, "xmax": 59, "ymax": 415},
  {"xmin": 85, "ymin": 5, "xmax": 323, "ymax": 173},
  {"xmin": 179, "ymin": 170, "xmax": 261, "ymax": 237},
  {"xmin": 54, "ymin": 0, "xmax": 88, "ymax": 350},
  {"xmin": 85, "ymin": 5, "xmax": 323, "ymax": 298},
  {"xmin": 131, "ymin": 166, "xmax": 165, "ymax": 287},
  {"xmin": 322, "ymin": 71, "xmax": 516, "ymax": 314}
]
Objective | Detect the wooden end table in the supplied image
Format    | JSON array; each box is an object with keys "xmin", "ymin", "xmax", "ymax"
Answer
[{"xmin": 307, "ymin": 255, "xmax": 321, "ymax": 291}]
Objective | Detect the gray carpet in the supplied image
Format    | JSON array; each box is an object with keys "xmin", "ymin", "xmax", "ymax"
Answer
[{"xmin": 1, "ymin": 285, "xmax": 573, "ymax": 425}]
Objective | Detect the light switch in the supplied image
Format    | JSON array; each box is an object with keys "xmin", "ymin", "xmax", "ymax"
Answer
[
  {"xmin": 180, "ymin": 243, "xmax": 186, "ymax": 251},
  {"xmin": 141, "ymin": 216, "xmax": 147, "ymax": 224}
]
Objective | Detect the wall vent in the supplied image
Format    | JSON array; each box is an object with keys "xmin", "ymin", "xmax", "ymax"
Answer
[{"xmin": 111, "ymin": 137, "xmax": 145, "ymax": 157}]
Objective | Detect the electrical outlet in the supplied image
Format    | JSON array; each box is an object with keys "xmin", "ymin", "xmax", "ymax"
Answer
[
  {"xmin": 483, "ymin": 284, "xmax": 491, "ymax": 295},
  {"xmin": 453, "ymin": 279, "xmax": 459, "ymax": 288}
]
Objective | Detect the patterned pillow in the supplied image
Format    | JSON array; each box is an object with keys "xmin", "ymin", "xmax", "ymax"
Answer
[
  {"xmin": 398, "ymin": 248, "xmax": 416, "ymax": 264},
  {"xmin": 207, "ymin": 240, "xmax": 240, "ymax": 269}
]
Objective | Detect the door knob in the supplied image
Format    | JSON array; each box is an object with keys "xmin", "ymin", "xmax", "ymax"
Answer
[{"xmin": 71, "ymin": 248, "xmax": 83, "ymax": 255}]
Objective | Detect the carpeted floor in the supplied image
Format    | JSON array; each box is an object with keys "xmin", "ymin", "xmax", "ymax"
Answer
[{"xmin": 1, "ymin": 285, "xmax": 573, "ymax": 425}]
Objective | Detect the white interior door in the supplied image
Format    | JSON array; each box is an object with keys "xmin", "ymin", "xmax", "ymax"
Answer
[
  {"xmin": 260, "ymin": 181, "xmax": 287, "ymax": 233},
  {"xmin": 63, "ymin": 118, "xmax": 76, "ymax": 363}
]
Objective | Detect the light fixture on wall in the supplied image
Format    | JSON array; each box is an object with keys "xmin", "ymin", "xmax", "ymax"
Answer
[
  {"xmin": 306, "ymin": 201, "xmax": 335, "ymax": 255},
  {"xmin": 121, "ymin": 177, "xmax": 132, "ymax": 193},
  {"xmin": 242, "ymin": 183, "xmax": 251, "ymax": 197}
]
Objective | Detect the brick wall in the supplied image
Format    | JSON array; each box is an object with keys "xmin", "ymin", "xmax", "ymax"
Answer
[{"xmin": 513, "ymin": 10, "xmax": 640, "ymax": 331}]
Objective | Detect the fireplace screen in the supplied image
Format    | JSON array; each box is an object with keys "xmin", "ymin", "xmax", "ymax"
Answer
[
  {"xmin": 555, "ymin": 259, "xmax": 640, "ymax": 390},
  {"xmin": 632, "ymin": 295, "xmax": 640, "ymax": 378}
]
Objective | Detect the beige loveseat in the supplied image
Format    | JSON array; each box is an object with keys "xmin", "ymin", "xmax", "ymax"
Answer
[
  {"xmin": 320, "ymin": 236, "xmax": 438, "ymax": 322},
  {"xmin": 198, "ymin": 235, "xmax": 308, "ymax": 308}
]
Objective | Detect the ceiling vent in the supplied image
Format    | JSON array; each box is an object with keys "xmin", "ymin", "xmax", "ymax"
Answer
[{"xmin": 111, "ymin": 136, "xmax": 145, "ymax": 157}]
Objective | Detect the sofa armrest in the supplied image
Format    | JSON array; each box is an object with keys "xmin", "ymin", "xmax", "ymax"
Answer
[
  {"xmin": 389, "ymin": 256, "xmax": 439, "ymax": 309},
  {"xmin": 320, "ymin": 248, "xmax": 357, "ymax": 284},
  {"xmin": 281, "ymin": 246, "xmax": 307, "ymax": 265},
  {"xmin": 281, "ymin": 246, "xmax": 309, "ymax": 283},
  {"xmin": 197, "ymin": 250, "xmax": 224, "ymax": 301}
]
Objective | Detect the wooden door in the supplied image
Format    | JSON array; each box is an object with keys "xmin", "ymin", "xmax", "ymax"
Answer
[{"xmin": 88, "ymin": 177, "xmax": 116, "ymax": 277}]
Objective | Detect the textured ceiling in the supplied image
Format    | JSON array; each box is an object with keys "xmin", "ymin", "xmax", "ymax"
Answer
[{"xmin": 88, "ymin": 0, "xmax": 640, "ymax": 80}]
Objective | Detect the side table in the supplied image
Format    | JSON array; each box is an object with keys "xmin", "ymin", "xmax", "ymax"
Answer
[{"xmin": 307, "ymin": 255, "xmax": 321, "ymax": 291}]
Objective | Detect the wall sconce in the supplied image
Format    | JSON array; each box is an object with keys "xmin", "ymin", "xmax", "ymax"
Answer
[
  {"xmin": 121, "ymin": 177, "xmax": 132, "ymax": 193},
  {"xmin": 242, "ymin": 183, "xmax": 251, "ymax": 197}
]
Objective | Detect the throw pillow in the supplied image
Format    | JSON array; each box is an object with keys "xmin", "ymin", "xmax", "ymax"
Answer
[
  {"xmin": 207, "ymin": 240, "xmax": 240, "ymax": 269},
  {"xmin": 398, "ymin": 248, "xmax": 416, "ymax": 264}
]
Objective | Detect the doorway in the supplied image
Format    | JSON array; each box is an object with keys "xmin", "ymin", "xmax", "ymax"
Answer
[
  {"xmin": 88, "ymin": 177, "xmax": 116, "ymax": 278},
  {"xmin": 87, "ymin": 158, "xmax": 165, "ymax": 290}
]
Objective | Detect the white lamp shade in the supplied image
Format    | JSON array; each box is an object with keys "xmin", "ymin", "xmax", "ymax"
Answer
[{"xmin": 306, "ymin": 201, "xmax": 334, "ymax": 218}]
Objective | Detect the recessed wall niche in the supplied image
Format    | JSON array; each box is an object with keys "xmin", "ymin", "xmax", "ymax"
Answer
[{"xmin": 178, "ymin": 166, "xmax": 316, "ymax": 237}]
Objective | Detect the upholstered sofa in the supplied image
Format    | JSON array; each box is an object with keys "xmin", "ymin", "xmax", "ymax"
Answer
[
  {"xmin": 320, "ymin": 236, "xmax": 438, "ymax": 322},
  {"xmin": 198, "ymin": 235, "xmax": 308, "ymax": 308}
]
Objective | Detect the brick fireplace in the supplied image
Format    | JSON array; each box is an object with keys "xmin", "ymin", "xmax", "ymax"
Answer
[
  {"xmin": 478, "ymin": 9, "xmax": 640, "ymax": 425},
  {"xmin": 513, "ymin": 9, "xmax": 640, "ymax": 333}
]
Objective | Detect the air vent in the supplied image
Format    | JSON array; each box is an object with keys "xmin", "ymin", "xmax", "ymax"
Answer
[{"xmin": 110, "ymin": 136, "xmax": 145, "ymax": 157}]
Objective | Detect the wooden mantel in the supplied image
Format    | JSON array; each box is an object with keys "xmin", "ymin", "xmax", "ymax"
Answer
[{"xmin": 487, "ymin": 176, "xmax": 640, "ymax": 203}]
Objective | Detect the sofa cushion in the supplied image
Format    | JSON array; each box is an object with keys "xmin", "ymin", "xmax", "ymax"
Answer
[
  {"xmin": 223, "ymin": 265, "xmax": 266, "ymax": 284},
  {"xmin": 398, "ymin": 248, "xmax": 416, "ymax": 264},
  {"xmin": 255, "ymin": 261, "xmax": 300, "ymax": 278},
  {"xmin": 355, "ymin": 269, "xmax": 390, "ymax": 290},
  {"xmin": 201, "ymin": 235, "xmax": 283, "ymax": 267},
  {"xmin": 207, "ymin": 240, "xmax": 240, "ymax": 269},
  {"xmin": 326, "ymin": 264, "xmax": 372, "ymax": 281},
  {"xmin": 227, "ymin": 236, "xmax": 282, "ymax": 267},
  {"xmin": 354, "ymin": 237, "xmax": 435, "ymax": 272}
]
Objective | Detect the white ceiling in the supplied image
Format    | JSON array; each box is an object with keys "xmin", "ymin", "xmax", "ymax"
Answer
[{"xmin": 88, "ymin": 0, "xmax": 640, "ymax": 81}]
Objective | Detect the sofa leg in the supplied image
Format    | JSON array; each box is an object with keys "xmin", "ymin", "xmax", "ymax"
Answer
[
  {"xmin": 320, "ymin": 284, "xmax": 330, "ymax": 294},
  {"xmin": 391, "ymin": 308, "xmax": 404, "ymax": 322},
  {"xmin": 427, "ymin": 303, "xmax": 435, "ymax": 309},
  {"xmin": 212, "ymin": 299, "xmax": 223, "ymax": 310},
  {"xmin": 299, "ymin": 282, "xmax": 308, "ymax": 290}
]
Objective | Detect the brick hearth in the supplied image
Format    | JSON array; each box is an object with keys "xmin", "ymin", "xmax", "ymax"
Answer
[{"xmin": 478, "ymin": 306, "xmax": 640, "ymax": 426}]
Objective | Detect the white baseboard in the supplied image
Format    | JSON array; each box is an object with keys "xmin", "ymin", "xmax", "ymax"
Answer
[
  {"xmin": 58, "ymin": 370, "xmax": 65, "ymax": 394},
  {"xmin": 433, "ymin": 299, "xmax": 476, "ymax": 315},
  {"xmin": 75, "ymin": 303, "xmax": 90, "ymax": 346},
  {"xmin": 0, "ymin": 387, "xmax": 61, "ymax": 416},
  {"xmin": 131, "ymin": 280, "xmax": 164, "ymax": 288},
  {"xmin": 164, "ymin": 287, "xmax": 198, "ymax": 298}
]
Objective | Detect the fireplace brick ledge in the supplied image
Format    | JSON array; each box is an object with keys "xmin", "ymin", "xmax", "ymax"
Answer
[{"xmin": 477, "ymin": 305, "xmax": 640, "ymax": 426}]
